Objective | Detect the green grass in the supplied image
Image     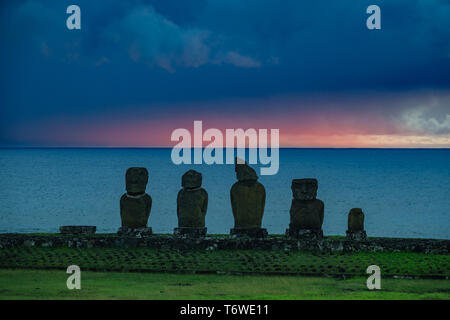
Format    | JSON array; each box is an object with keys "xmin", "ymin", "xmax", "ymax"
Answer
[
  {"xmin": 0, "ymin": 269, "xmax": 448, "ymax": 300},
  {"xmin": 1, "ymin": 247, "xmax": 449, "ymax": 278}
]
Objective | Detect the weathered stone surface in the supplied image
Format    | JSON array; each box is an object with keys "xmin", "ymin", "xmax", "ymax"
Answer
[
  {"xmin": 298, "ymin": 228, "xmax": 323, "ymax": 240},
  {"xmin": 235, "ymin": 158, "xmax": 258, "ymax": 181},
  {"xmin": 117, "ymin": 227, "xmax": 153, "ymax": 237},
  {"xmin": 230, "ymin": 228, "xmax": 268, "ymax": 239},
  {"xmin": 177, "ymin": 170, "xmax": 208, "ymax": 228},
  {"xmin": 292, "ymin": 178, "xmax": 317, "ymax": 200},
  {"xmin": 348, "ymin": 208, "xmax": 365, "ymax": 231},
  {"xmin": 120, "ymin": 167, "xmax": 152, "ymax": 228},
  {"xmin": 182, "ymin": 169, "xmax": 202, "ymax": 189},
  {"xmin": 125, "ymin": 167, "xmax": 148, "ymax": 194},
  {"xmin": 0, "ymin": 233, "xmax": 449, "ymax": 254},
  {"xmin": 59, "ymin": 226, "xmax": 96, "ymax": 235},
  {"xmin": 231, "ymin": 181, "xmax": 266, "ymax": 228},
  {"xmin": 174, "ymin": 227, "xmax": 207, "ymax": 238},
  {"xmin": 286, "ymin": 227, "xmax": 323, "ymax": 240},
  {"xmin": 231, "ymin": 159, "xmax": 266, "ymax": 229},
  {"xmin": 346, "ymin": 230, "xmax": 367, "ymax": 241},
  {"xmin": 289, "ymin": 179, "xmax": 324, "ymax": 231},
  {"xmin": 289, "ymin": 200, "xmax": 324, "ymax": 230},
  {"xmin": 120, "ymin": 194, "xmax": 152, "ymax": 228}
]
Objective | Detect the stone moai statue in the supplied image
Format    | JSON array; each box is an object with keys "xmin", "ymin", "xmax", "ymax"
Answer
[
  {"xmin": 118, "ymin": 167, "xmax": 153, "ymax": 236},
  {"xmin": 174, "ymin": 169, "xmax": 208, "ymax": 237},
  {"xmin": 286, "ymin": 178, "xmax": 324, "ymax": 240},
  {"xmin": 346, "ymin": 208, "xmax": 367, "ymax": 241},
  {"xmin": 230, "ymin": 158, "xmax": 267, "ymax": 238}
]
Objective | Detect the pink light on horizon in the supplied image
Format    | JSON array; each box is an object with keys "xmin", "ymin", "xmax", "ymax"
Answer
[{"xmin": 8, "ymin": 92, "xmax": 450, "ymax": 148}]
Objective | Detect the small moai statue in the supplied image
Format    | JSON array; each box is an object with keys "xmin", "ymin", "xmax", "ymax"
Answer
[
  {"xmin": 346, "ymin": 208, "xmax": 367, "ymax": 241},
  {"xmin": 174, "ymin": 169, "xmax": 208, "ymax": 238},
  {"xmin": 118, "ymin": 167, "xmax": 153, "ymax": 237},
  {"xmin": 286, "ymin": 178, "xmax": 324, "ymax": 240},
  {"xmin": 230, "ymin": 158, "xmax": 267, "ymax": 238}
]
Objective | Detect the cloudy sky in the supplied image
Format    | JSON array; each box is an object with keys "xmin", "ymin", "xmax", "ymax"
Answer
[{"xmin": 0, "ymin": 0, "xmax": 449, "ymax": 147}]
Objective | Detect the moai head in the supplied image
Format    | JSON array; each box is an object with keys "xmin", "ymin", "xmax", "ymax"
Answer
[
  {"xmin": 291, "ymin": 178, "xmax": 318, "ymax": 200},
  {"xmin": 348, "ymin": 208, "xmax": 365, "ymax": 231},
  {"xmin": 235, "ymin": 158, "xmax": 258, "ymax": 181},
  {"xmin": 182, "ymin": 169, "xmax": 202, "ymax": 189},
  {"xmin": 125, "ymin": 167, "xmax": 149, "ymax": 195}
]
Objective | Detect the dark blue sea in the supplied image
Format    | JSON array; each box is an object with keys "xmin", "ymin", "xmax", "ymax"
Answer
[{"xmin": 0, "ymin": 148, "xmax": 449, "ymax": 239}]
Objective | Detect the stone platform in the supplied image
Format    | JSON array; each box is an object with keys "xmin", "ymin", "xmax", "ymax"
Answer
[
  {"xmin": 60, "ymin": 226, "xmax": 96, "ymax": 235},
  {"xmin": 346, "ymin": 230, "xmax": 368, "ymax": 241},
  {"xmin": 174, "ymin": 227, "xmax": 207, "ymax": 238},
  {"xmin": 230, "ymin": 228, "xmax": 268, "ymax": 239},
  {"xmin": 286, "ymin": 228, "xmax": 323, "ymax": 240},
  {"xmin": 117, "ymin": 227, "xmax": 153, "ymax": 237},
  {"xmin": 0, "ymin": 233, "xmax": 448, "ymax": 254}
]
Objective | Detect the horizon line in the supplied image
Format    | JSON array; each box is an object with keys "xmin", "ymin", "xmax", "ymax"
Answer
[{"xmin": 1, "ymin": 146, "xmax": 449, "ymax": 150}]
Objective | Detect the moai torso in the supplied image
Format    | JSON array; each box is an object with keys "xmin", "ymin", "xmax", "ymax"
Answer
[
  {"xmin": 290, "ymin": 199, "xmax": 324, "ymax": 230},
  {"xmin": 120, "ymin": 194, "xmax": 152, "ymax": 228},
  {"xmin": 289, "ymin": 179, "xmax": 324, "ymax": 230},
  {"xmin": 120, "ymin": 167, "xmax": 152, "ymax": 228},
  {"xmin": 231, "ymin": 160, "xmax": 266, "ymax": 229},
  {"xmin": 177, "ymin": 170, "xmax": 208, "ymax": 228}
]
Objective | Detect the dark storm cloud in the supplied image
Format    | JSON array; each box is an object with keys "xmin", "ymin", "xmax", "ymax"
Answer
[{"xmin": 0, "ymin": 0, "xmax": 449, "ymax": 145}]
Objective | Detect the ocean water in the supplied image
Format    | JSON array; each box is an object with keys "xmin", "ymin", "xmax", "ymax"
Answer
[{"xmin": 0, "ymin": 148, "xmax": 449, "ymax": 239}]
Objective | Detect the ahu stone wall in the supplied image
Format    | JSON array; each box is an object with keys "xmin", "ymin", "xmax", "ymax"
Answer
[{"xmin": 0, "ymin": 233, "xmax": 448, "ymax": 254}]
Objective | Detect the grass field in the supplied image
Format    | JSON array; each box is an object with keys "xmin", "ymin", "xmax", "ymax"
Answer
[
  {"xmin": 1, "ymin": 247, "xmax": 449, "ymax": 278},
  {"xmin": 1, "ymin": 246, "xmax": 448, "ymax": 299},
  {"xmin": 0, "ymin": 269, "xmax": 449, "ymax": 300}
]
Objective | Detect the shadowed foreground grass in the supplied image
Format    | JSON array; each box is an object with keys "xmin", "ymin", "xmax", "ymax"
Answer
[{"xmin": 0, "ymin": 269, "xmax": 449, "ymax": 300}]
